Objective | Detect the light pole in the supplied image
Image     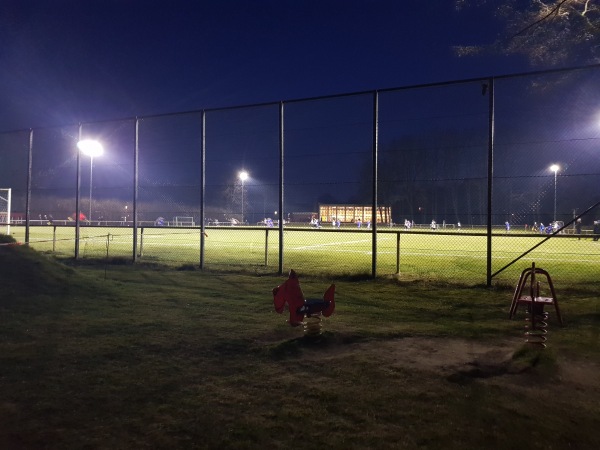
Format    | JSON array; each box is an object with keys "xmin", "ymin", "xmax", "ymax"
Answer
[
  {"xmin": 550, "ymin": 164, "xmax": 560, "ymax": 223},
  {"xmin": 239, "ymin": 170, "xmax": 248, "ymax": 224},
  {"xmin": 78, "ymin": 139, "xmax": 104, "ymax": 222}
]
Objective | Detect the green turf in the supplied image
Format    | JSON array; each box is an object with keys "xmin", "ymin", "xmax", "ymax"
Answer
[{"xmin": 8, "ymin": 225, "xmax": 600, "ymax": 289}]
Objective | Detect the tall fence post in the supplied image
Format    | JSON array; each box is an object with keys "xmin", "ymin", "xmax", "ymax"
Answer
[
  {"xmin": 75, "ymin": 124, "xmax": 82, "ymax": 259},
  {"xmin": 132, "ymin": 118, "xmax": 139, "ymax": 262},
  {"xmin": 371, "ymin": 90, "xmax": 379, "ymax": 278},
  {"xmin": 25, "ymin": 129, "xmax": 33, "ymax": 244},
  {"xmin": 200, "ymin": 110, "xmax": 206, "ymax": 269},
  {"xmin": 486, "ymin": 78, "xmax": 495, "ymax": 287},
  {"xmin": 278, "ymin": 101, "xmax": 284, "ymax": 275}
]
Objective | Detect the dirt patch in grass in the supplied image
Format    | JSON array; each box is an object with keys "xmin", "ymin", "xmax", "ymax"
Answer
[{"xmin": 275, "ymin": 333, "xmax": 600, "ymax": 391}]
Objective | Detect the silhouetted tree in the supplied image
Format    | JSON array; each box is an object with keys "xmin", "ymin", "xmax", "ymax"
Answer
[{"xmin": 455, "ymin": 0, "xmax": 600, "ymax": 66}]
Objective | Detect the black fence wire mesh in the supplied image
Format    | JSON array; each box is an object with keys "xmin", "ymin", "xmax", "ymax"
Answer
[{"xmin": 2, "ymin": 66, "xmax": 600, "ymax": 286}]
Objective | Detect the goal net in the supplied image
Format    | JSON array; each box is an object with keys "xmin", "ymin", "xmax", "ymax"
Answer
[
  {"xmin": 0, "ymin": 188, "xmax": 11, "ymax": 235},
  {"xmin": 172, "ymin": 216, "xmax": 195, "ymax": 227}
]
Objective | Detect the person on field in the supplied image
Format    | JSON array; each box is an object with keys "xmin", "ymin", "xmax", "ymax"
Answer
[
  {"xmin": 70, "ymin": 212, "xmax": 87, "ymax": 222},
  {"xmin": 575, "ymin": 218, "xmax": 582, "ymax": 240}
]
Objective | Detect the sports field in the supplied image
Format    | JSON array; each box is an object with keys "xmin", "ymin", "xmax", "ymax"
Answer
[{"xmin": 8, "ymin": 225, "xmax": 600, "ymax": 286}]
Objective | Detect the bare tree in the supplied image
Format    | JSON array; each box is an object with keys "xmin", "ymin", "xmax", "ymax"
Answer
[{"xmin": 455, "ymin": 0, "xmax": 600, "ymax": 66}]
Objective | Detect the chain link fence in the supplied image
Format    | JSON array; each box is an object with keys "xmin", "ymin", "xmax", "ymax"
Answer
[{"xmin": 2, "ymin": 66, "xmax": 600, "ymax": 287}]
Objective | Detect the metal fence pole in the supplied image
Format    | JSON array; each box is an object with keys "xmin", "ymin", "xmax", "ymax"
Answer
[
  {"xmin": 200, "ymin": 110, "xmax": 206, "ymax": 269},
  {"xmin": 25, "ymin": 129, "xmax": 33, "ymax": 244},
  {"xmin": 278, "ymin": 101, "xmax": 284, "ymax": 275},
  {"xmin": 75, "ymin": 124, "xmax": 82, "ymax": 258},
  {"xmin": 486, "ymin": 78, "xmax": 495, "ymax": 287},
  {"xmin": 133, "ymin": 118, "xmax": 139, "ymax": 262},
  {"xmin": 371, "ymin": 91, "xmax": 379, "ymax": 278}
]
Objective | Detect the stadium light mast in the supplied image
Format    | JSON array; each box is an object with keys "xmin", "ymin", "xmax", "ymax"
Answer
[
  {"xmin": 78, "ymin": 139, "xmax": 104, "ymax": 222},
  {"xmin": 239, "ymin": 170, "xmax": 249, "ymax": 224},
  {"xmin": 550, "ymin": 164, "xmax": 560, "ymax": 222}
]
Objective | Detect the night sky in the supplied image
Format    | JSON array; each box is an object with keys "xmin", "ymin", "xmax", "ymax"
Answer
[
  {"xmin": 1, "ymin": 0, "xmax": 528, "ymax": 132},
  {"xmin": 3, "ymin": 1, "xmax": 599, "ymax": 225}
]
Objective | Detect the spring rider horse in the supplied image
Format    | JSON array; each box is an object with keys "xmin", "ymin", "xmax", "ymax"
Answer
[{"xmin": 272, "ymin": 269, "xmax": 335, "ymax": 336}]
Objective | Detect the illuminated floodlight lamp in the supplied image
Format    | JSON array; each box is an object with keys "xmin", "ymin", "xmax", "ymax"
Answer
[{"xmin": 77, "ymin": 139, "xmax": 104, "ymax": 158}]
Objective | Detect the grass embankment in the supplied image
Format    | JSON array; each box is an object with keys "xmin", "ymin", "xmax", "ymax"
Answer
[{"xmin": 1, "ymin": 239, "xmax": 599, "ymax": 449}]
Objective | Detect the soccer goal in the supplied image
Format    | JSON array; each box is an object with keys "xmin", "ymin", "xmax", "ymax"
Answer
[
  {"xmin": 0, "ymin": 188, "xmax": 11, "ymax": 235},
  {"xmin": 172, "ymin": 216, "xmax": 195, "ymax": 227}
]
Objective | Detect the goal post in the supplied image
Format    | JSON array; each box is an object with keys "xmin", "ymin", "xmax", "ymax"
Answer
[
  {"xmin": 0, "ymin": 188, "xmax": 11, "ymax": 235},
  {"xmin": 172, "ymin": 216, "xmax": 195, "ymax": 227}
]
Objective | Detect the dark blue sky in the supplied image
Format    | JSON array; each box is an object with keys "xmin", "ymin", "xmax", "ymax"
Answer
[{"xmin": 0, "ymin": 0, "xmax": 529, "ymax": 132}]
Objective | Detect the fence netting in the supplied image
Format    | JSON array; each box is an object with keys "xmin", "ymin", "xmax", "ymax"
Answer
[{"xmin": 2, "ymin": 66, "xmax": 600, "ymax": 287}]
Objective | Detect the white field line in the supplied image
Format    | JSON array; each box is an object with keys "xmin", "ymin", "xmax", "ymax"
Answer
[{"xmin": 292, "ymin": 238, "xmax": 372, "ymax": 250}]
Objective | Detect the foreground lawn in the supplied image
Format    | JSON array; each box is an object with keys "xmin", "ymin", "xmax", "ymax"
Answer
[{"xmin": 0, "ymin": 245, "xmax": 599, "ymax": 449}]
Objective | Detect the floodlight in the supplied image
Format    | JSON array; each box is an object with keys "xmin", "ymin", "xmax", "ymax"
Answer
[{"xmin": 77, "ymin": 139, "xmax": 104, "ymax": 158}]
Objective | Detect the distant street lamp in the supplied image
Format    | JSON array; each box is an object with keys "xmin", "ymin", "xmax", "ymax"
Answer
[
  {"xmin": 239, "ymin": 170, "xmax": 249, "ymax": 224},
  {"xmin": 550, "ymin": 164, "xmax": 560, "ymax": 223},
  {"xmin": 78, "ymin": 139, "xmax": 104, "ymax": 221}
]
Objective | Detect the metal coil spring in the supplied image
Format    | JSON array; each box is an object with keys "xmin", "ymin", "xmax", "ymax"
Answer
[
  {"xmin": 303, "ymin": 316, "xmax": 323, "ymax": 337},
  {"xmin": 525, "ymin": 310, "xmax": 548, "ymax": 348}
]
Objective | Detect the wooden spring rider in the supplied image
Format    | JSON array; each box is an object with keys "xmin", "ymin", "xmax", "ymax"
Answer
[{"xmin": 509, "ymin": 262, "xmax": 563, "ymax": 347}]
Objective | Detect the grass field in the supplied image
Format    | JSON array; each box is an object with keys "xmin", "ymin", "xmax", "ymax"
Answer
[
  {"xmin": 9, "ymin": 225, "xmax": 600, "ymax": 289},
  {"xmin": 0, "ymin": 241, "xmax": 599, "ymax": 449}
]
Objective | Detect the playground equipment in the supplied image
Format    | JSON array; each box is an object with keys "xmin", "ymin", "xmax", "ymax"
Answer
[
  {"xmin": 272, "ymin": 269, "xmax": 335, "ymax": 336},
  {"xmin": 509, "ymin": 262, "xmax": 563, "ymax": 347}
]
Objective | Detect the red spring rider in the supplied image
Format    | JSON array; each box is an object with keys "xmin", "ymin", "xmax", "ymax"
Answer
[{"xmin": 272, "ymin": 269, "xmax": 335, "ymax": 326}]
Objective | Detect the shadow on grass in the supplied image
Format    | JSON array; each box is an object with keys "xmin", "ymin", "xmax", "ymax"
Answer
[{"xmin": 267, "ymin": 331, "xmax": 376, "ymax": 360}]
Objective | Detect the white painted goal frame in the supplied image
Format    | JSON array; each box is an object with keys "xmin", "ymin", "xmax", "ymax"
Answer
[
  {"xmin": 0, "ymin": 188, "xmax": 11, "ymax": 235},
  {"xmin": 172, "ymin": 216, "xmax": 195, "ymax": 227}
]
